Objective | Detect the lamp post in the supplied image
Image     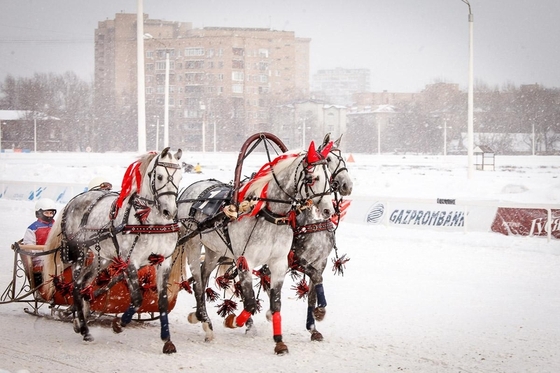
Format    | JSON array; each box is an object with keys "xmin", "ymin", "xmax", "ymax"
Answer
[
  {"xmin": 144, "ymin": 33, "xmax": 170, "ymax": 150},
  {"xmin": 136, "ymin": 0, "xmax": 146, "ymax": 153},
  {"xmin": 155, "ymin": 115, "xmax": 160, "ymax": 151},
  {"xmin": 461, "ymin": 0, "xmax": 474, "ymax": 178},
  {"xmin": 200, "ymin": 102, "xmax": 206, "ymax": 152}
]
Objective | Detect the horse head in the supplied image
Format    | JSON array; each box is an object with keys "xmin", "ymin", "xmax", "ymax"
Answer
[
  {"xmin": 318, "ymin": 133, "xmax": 353, "ymax": 197},
  {"xmin": 142, "ymin": 147, "xmax": 183, "ymax": 219},
  {"xmin": 301, "ymin": 141, "xmax": 336, "ymax": 219}
]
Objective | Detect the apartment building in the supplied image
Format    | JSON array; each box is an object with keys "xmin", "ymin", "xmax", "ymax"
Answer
[
  {"xmin": 94, "ymin": 13, "xmax": 310, "ymax": 151},
  {"xmin": 311, "ymin": 67, "xmax": 371, "ymax": 106}
]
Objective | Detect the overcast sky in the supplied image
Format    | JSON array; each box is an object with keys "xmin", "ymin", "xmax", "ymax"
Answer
[{"xmin": 0, "ymin": 0, "xmax": 559, "ymax": 92}]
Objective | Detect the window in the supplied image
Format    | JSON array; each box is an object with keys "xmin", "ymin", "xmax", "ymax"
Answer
[
  {"xmin": 185, "ymin": 60, "xmax": 204, "ymax": 69},
  {"xmin": 232, "ymin": 84, "xmax": 243, "ymax": 93},
  {"xmin": 259, "ymin": 75, "xmax": 268, "ymax": 83},
  {"xmin": 146, "ymin": 51, "xmax": 154, "ymax": 58},
  {"xmin": 185, "ymin": 47, "xmax": 204, "ymax": 56},
  {"xmin": 146, "ymin": 64, "xmax": 154, "ymax": 71},
  {"xmin": 208, "ymin": 61, "xmax": 214, "ymax": 69},
  {"xmin": 146, "ymin": 87, "xmax": 152, "ymax": 94},
  {"xmin": 232, "ymin": 72, "xmax": 244, "ymax": 81},
  {"xmin": 232, "ymin": 47, "xmax": 244, "ymax": 56},
  {"xmin": 258, "ymin": 48, "xmax": 269, "ymax": 58},
  {"xmin": 232, "ymin": 60, "xmax": 244, "ymax": 69},
  {"xmin": 217, "ymin": 73, "xmax": 224, "ymax": 81},
  {"xmin": 258, "ymin": 62, "xmax": 269, "ymax": 71}
]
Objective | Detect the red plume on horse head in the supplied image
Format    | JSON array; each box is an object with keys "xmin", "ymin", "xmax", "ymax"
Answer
[{"xmin": 306, "ymin": 140, "xmax": 334, "ymax": 165}]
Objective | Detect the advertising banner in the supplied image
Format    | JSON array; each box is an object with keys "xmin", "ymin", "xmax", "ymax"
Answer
[{"xmin": 491, "ymin": 207, "xmax": 560, "ymax": 239}]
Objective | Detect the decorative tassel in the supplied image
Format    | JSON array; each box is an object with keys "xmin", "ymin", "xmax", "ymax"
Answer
[
  {"xmin": 148, "ymin": 253, "xmax": 165, "ymax": 266},
  {"xmin": 80, "ymin": 284, "xmax": 95, "ymax": 301},
  {"xmin": 216, "ymin": 299, "xmax": 237, "ymax": 317},
  {"xmin": 252, "ymin": 267, "xmax": 271, "ymax": 292},
  {"xmin": 179, "ymin": 280, "xmax": 192, "ymax": 294},
  {"xmin": 108, "ymin": 256, "xmax": 128, "ymax": 277},
  {"xmin": 133, "ymin": 198, "xmax": 152, "ymax": 223},
  {"xmin": 205, "ymin": 287, "xmax": 220, "ymax": 302},
  {"xmin": 332, "ymin": 253, "xmax": 350, "ymax": 276},
  {"xmin": 139, "ymin": 271, "xmax": 156, "ymax": 291},
  {"xmin": 233, "ymin": 282, "xmax": 243, "ymax": 298},
  {"xmin": 291, "ymin": 279, "xmax": 309, "ymax": 299},
  {"xmin": 255, "ymin": 298, "xmax": 263, "ymax": 313},
  {"xmin": 52, "ymin": 275, "xmax": 73, "ymax": 296},
  {"xmin": 236, "ymin": 256, "xmax": 249, "ymax": 271},
  {"xmin": 215, "ymin": 274, "xmax": 232, "ymax": 290}
]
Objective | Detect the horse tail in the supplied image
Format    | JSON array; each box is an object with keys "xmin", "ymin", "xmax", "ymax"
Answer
[
  {"xmin": 168, "ymin": 245, "xmax": 187, "ymax": 301},
  {"xmin": 41, "ymin": 218, "xmax": 64, "ymax": 300}
]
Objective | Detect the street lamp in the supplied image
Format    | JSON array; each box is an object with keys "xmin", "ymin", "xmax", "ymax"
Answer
[
  {"xmin": 154, "ymin": 115, "xmax": 160, "ymax": 151},
  {"xmin": 144, "ymin": 33, "xmax": 170, "ymax": 149},
  {"xmin": 137, "ymin": 0, "xmax": 146, "ymax": 153},
  {"xmin": 461, "ymin": 0, "xmax": 474, "ymax": 178}
]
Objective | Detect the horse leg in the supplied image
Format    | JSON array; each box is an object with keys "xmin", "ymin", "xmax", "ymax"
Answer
[
  {"xmin": 305, "ymin": 279, "xmax": 323, "ymax": 342},
  {"xmin": 186, "ymin": 241, "xmax": 217, "ymax": 342},
  {"xmin": 157, "ymin": 261, "xmax": 176, "ymax": 354},
  {"xmin": 71, "ymin": 250, "xmax": 94, "ymax": 342},
  {"xmin": 224, "ymin": 270, "xmax": 256, "ymax": 329},
  {"xmin": 112, "ymin": 263, "xmax": 142, "ymax": 333}
]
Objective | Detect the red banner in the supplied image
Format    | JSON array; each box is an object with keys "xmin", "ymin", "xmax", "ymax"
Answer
[{"xmin": 491, "ymin": 208, "xmax": 560, "ymax": 239}]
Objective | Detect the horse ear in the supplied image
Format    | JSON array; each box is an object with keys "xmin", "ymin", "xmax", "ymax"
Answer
[
  {"xmin": 306, "ymin": 141, "xmax": 321, "ymax": 164},
  {"xmin": 161, "ymin": 147, "xmax": 170, "ymax": 158},
  {"xmin": 334, "ymin": 134, "xmax": 343, "ymax": 149},
  {"xmin": 320, "ymin": 141, "xmax": 334, "ymax": 159},
  {"xmin": 174, "ymin": 149, "xmax": 182, "ymax": 160},
  {"xmin": 322, "ymin": 133, "xmax": 331, "ymax": 146}
]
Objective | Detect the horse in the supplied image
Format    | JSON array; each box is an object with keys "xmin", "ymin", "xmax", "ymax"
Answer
[
  {"xmin": 219, "ymin": 133, "xmax": 353, "ymax": 342},
  {"xmin": 176, "ymin": 139, "xmax": 335, "ymax": 355},
  {"xmin": 288, "ymin": 133, "xmax": 353, "ymax": 341},
  {"xmin": 42, "ymin": 147, "xmax": 183, "ymax": 354}
]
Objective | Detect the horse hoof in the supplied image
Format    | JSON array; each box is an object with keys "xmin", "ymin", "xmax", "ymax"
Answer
[
  {"xmin": 112, "ymin": 317, "xmax": 123, "ymax": 334},
  {"xmin": 310, "ymin": 330, "xmax": 324, "ymax": 342},
  {"xmin": 163, "ymin": 340, "xmax": 177, "ymax": 354},
  {"xmin": 313, "ymin": 307, "xmax": 326, "ymax": 321},
  {"xmin": 83, "ymin": 333, "xmax": 94, "ymax": 342},
  {"xmin": 187, "ymin": 312, "xmax": 200, "ymax": 324},
  {"xmin": 202, "ymin": 322, "xmax": 214, "ymax": 342},
  {"xmin": 224, "ymin": 314, "xmax": 237, "ymax": 329},
  {"xmin": 274, "ymin": 341, "xmax": 289, "ymax": 355}
]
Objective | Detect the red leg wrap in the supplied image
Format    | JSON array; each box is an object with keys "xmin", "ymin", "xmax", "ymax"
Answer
[
  {"xmin": 236, "ymin": 309, "xmax": 252, "ymax": 327},
  {"xmin": 272, "ymin": 312, "xmax": 282, "ymax": 337}
]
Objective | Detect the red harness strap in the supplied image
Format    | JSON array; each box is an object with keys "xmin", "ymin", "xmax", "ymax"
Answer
[{"xmin": 122, "ymin": 223, "xmax": 180, "ymax": 234}]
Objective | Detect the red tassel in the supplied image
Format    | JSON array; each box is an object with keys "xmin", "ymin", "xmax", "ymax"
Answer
[
  {"xmin": 148, "ymin": 253, "xmax": 165, "ymax": 266},
  {"xmin": 233, "ymin": 282, "xmax": 243, "ymax": 298},
  {"xmin": 252, "ymin": 267, "xmax": 271, "ymax": 292},
  {"xmin": 215, "ymin": 275, "xmax": 232, "ymax": 290},
  {"xmin": 52, "ymin": 275, "xmax": 73, "ymax": 296},
  {"xmin": 139, "ymin": 271, "xmax": 156, "ymax": 291},
  {"xmin": 216, "ymin": 299, "xmax": 237, "ymax": 317},
  {"xmin": 80, "ymin": 284, "xmax": 95, "ymax": 301},
  {"xmin": 236, "ymin": 256, "xmax": 249, "ymax": 271},
  {"xmin": 332, "ymin": 254, "xmax": 350, "ymax": 276},
  {"xmin": 205, "ymin": 287, "xmax": 220, "ymax": 302},
  {"xmin": 291, "ymin": 279, "xmax": 309, "ymax": 299},
  {"xmin": 179, "ymin": 280, "xmax": 192, "ymax": 294},
  {"xmin": 108, "ymin": 256, "xmax": 128, "ymax": 277}
]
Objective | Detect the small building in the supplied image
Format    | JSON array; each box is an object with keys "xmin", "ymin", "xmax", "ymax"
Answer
[{"xmin": 474, "ymin": 145, "xmax": 495, "ymax": 171}]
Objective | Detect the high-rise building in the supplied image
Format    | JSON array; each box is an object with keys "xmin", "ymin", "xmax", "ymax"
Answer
[
  {"xmin": 311, "ymin": 67, "xmax": 370, "ymax": 106},
  {"xmin": 94, "ymin": 13, "xmax": 310, "ymax": 151}
]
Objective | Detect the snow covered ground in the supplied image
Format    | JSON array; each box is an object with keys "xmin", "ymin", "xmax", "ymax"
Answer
[{"xmin": 0, "ymin": 150, "xmax": 559, "ymax": 373}]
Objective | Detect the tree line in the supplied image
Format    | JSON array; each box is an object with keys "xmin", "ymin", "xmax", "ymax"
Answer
[{"xmin": 1, "ymin": 73, "xmax": 559, "ymax": 154}]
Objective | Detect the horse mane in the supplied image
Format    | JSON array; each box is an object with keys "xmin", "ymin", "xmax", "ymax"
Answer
[
  {"xmin": 116, "ymin": 152, "xmax": 157, "ymax": 208},
  {"xmin": 237, "ymin": 150, "xmax": 300, "ymax": 203}
]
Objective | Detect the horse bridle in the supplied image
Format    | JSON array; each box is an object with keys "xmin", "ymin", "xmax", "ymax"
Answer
[{"xmin": 141, "ymin": 154, "xmax": 182, "ymax": 212}]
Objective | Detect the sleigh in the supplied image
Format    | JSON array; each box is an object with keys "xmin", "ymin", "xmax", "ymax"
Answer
[{"xmin": 1, "ymin": 240, "xmax": 184, "ymax": 322}]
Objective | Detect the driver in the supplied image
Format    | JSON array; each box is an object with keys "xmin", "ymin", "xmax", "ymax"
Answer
[{"xmin": 23, "ymin": 198, "xmax": 57, "ymax": 246}]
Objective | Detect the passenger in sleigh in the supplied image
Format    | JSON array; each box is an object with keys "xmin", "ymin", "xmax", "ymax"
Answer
[{"xmin": 22, "ymin": 198, "xmax": 57, "ymax": 287}]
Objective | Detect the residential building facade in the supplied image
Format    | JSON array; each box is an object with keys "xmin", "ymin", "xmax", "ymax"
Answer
[{"xmin": 94, "ymin": 13, "xmax": 310, "ymax": 151}]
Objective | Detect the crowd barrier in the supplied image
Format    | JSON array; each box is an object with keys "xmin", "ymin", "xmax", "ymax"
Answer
[
  {"xmin": 1, "ymin": 181, "xmax": 558, "ymax": 241},
  {"xmin": 344, "ymin": 195, "xmax": 560, "ymax": 242}
]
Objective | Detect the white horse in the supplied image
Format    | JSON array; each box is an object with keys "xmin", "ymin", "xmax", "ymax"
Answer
[
  {"xmin": 42, "ymin": 147, "xmax": 182, "ymax": 354},
  {"xmin": 177, "ymin": 140, "xmax": 335, "ymax": 355}
]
